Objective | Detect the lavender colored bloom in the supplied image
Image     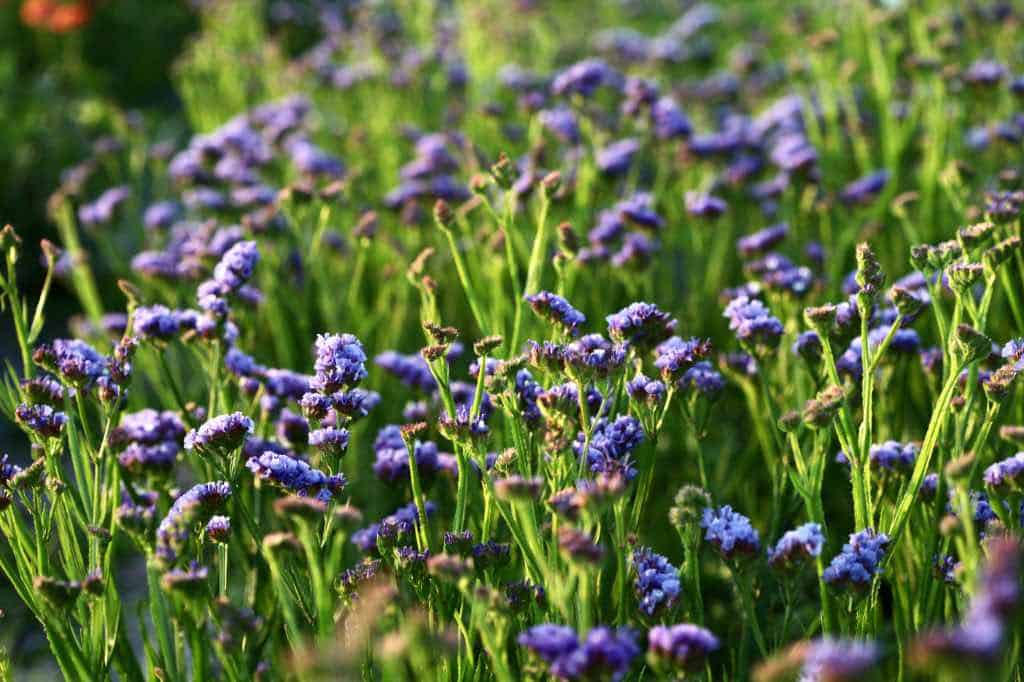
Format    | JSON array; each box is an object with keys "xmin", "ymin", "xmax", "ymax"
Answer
[
  {"xmin": 616, "ymin": 193, "xmax": 664, "ymax": 230},
  {"xmin": 723, "ymin": 296, "xmax": 784, "ymax": 349},
  {"xmin": 525, "ymin": 291, "xmax": 587, "ymax": 336},
  {"xmin": 332, "ymin": 389, "xmax": 381, "ymax": 419},
  {"xmin": 606, "ymin": 302, "xmax": 676, "ymax": 350},
  {"xmin": 351, "ymin": 501, "xmax": 437, "ymax": 552},
  {"xmin": 78, "ymin": 186, "xmax": 130, "ymax": 226},
  {"xmin": 801, "ymin": 638, "xmax": 880, "ymax": 681},
  {"xmin": 564, "ymin": 334, "xmax": 627, "ymax": 378},
  {"xmin": 134, "ymin": 305, "xmax": 181, "ymax": 341},
  {"xmin": 111, "ymin": 409, "xmax": 185, "ymax": 446},
  {"xmin": 868, "ymin": 441, "xmax": 917, "ymax": 473},
  {"xmin": 685, "ymin": 192, "xmax": 727, "ymax": 219},
  {"xmin": 213, "ymin": 241, "xmax": 260, "ymax": 291},
  {"xmin": 611, "ymin": 232, "xmax": 658, "ymax": 270},
  {"xmin": 144, "ymin": 201, "xmax": 179, "ymax": 230},
  {"xmin": 596, "ymin": 139, "xmax": 640, "ymax": 176},
  {"xmin": 701, "ymin": 505, "xmax": 761, "ymax": 558},
  {"xmin": 767, "ymin": 522, "xmax": 824, "ymax": 569},
  {"xmin": 631, "ymin": 547, "xmax": 681, "ymax": 616},
  {"xmin": 313, "ymin": 333, "xmax": 368, "ymax": 393},
  {"xmin": 518, "ymin": 624, "xmax": 580, "ymax": 663},
  {"xmin": 118, "ymin": 442, "xmax": 179, "ymax": 477},
  {"xmin": 308, "ymin": 427, "xmax": 350, "ymax": 457},
  {"xmin": 372, "ymin": 425, "xmax": 439, "ymax": 482},
  {"xmin": 983, "ymin": 452, "xmax": 1024, "ymax": 492},
  {"xmin": 839, "ymin": 170, "xmax": 890, "ymax": 206},
  {"xmin": 651, "ymin": 97, "xmax": 692, "ymax": 140},
  {"xmin": 155, "ymin": 482, "xmax": 232, "ymax": 565},
  {"xmin": 539, "ymin": 108, "xmax": 581, "ymax": 145},
  {"xmin": 550, "ymin": 627, "xmax": 640, "ymax": 681},
  {"xmin": 375, "ymin": 350, "xmax": 435, "ymax": 392},
  {"xmin": 823, "ymin": 529, "xmax": 889, "ymax": 589},
  {"xmin": 919, "ymin": 473, "xmax": 939, "ymax": 500},
  {"xmin": 205, "ymin": 515, "xmax": 231, "ymax": 543},
  {"xmin": 626, "ymin": 374, "xmax": 666, "ymax": 405},
  {"xmin": 737, "ymin": 223, "xmax": 788, "ymax": 258},
  {"xmin": 185, "ymin": 413, "xmax": 254, "ymax": 457},
  {"xmin": 654, "ymin": 336, "xmax": 712, "ymax": 380},
  {"xmin": 15, "ymin": 403, "xmax": 67, "ymax": 438},
  {"xmin": 551, "ymin": 58, "xmax": 614, "ymax": 97},
  {"xmin": 964, "ymin": 60, "xmax": 1007, "ymax": 86},
  {"xmin": 647, "ymin": 624, "xmax": 719, "ymax": 673},
  {"xmin": 246, "ymin": 452, "xmax": 345, "ymax": 502},
  {"xmin": 679, "ymin": 361, "xmax": 726, "ymax": 399},
  {"xmin": 793, "ymin": 331, "xmax": 823, "ymax": 362},
  {"xmin": 35, "ymin": 338, "xmax": 107, "ymax": 387},
  {"xmin": 579, "ymin": 416, "xmax": 644, "ymax": 477}
]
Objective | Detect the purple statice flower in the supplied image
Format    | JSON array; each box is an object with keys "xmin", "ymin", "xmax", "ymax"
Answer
[
  {"xmin": 868, "ymin": 441, "xmax": 917, "ymax": 473},
  {"xmin": 15, "ymin": 403, "xmax": 67, "ymax": 438},
  {"xmin": 274, "ymin": 409, "xmax": 309, "ymax": 448},
  {"xmin": 919, "ymin": 473, "xmax": 940, "ymax": 500},
  {"xmin": 647, "ymin": 624, "xmax": 719, "ymax": 673},
  {"xmin": 579, "ymin": 416, "xmax": 644, "ymax": 477},
  {"xmin": 723, "ymin": 296, "xmax": 784, "ymax": 350},
  {"xmin": 111, "ymin": 409, "xmax": 185, "ymax": 446},
  {"xmin": 205, "ymin": 515, "xmax": 230, "ymax": 543},
  {"xmin": 611, "ymin": 232, "xmax": 658, "ymax": 270},
  {"xmin": 375, "ymin": 351, "xmax": 436, "ymax": 392},
  {"xmin": 525, "ymin": 291, "xmax": 587, "ymax": 336},
  {"xmin": 185, "ymin": 413, "xmax": 254, "ymax": 457},
  {"xmin": 679, "ymin": 362, "xmax": 726, "ymax": 399},
  {"xmin": 551, "ymin": 58, "xmax": 615, "ymax": 97},
  {"xmin": 793, "ymin": 330, "xmax": 823, "ymax": 362},
  {"xmin": 737, "ymin": 223, "xmax": 788, "ymax": 258},
  {"xmin": 626, "ymin": 374, "xmax": 666, "ymax": 405},
  {"xmin": 332, "ymin": 389, "xmax": 381, "ymax": 420},
  {"xmin": 964, "ymin": 60, "xmax": 1007, "ymax": 87},
  {"xmin": 1002, "ymin": 338, "xmax": 1024, "ymax": 369},
  {"xmin": 246, "ymin": 452, "xmax": 345, "ymax": 502},
  {"xmin": 596, "ymin": 138, "xmax": 640, "ymax": 176},
  {"xmin": 839, "ymin": 170, "xmax": 890, "ymax": 206},
  {"xmin": 155, "ymin": 481, "xmax": 232, "ymax": 565},
  {"xmin": 262, "ymin": 368, "xmax": 313, "ymax": 400},
  {"xmin": 606, "ymin": 302, "xmax": 676, "ymax": 351},
  {"xmin": 654, "ymin": 336, "xmax": 712, "ymax": 380},
  {"xmin": 651, "ymin": 97, "xmax": 692, "ymax": 140},
  {"xmin": 701, "ymin": 505, "xmax": 761, "ymax": 559},
  {"xmin": 631, "ymin": 547, "xmax": 681, "ymax": 616},
  {"xmin": 616, "ymin": 193, "xmax": 664, "ymax": 230},
  {"xmin": 183, "ymin": 187, "xmax": 227, "ymax": 211},
  {"xmin": 836, "ymin": 340, "xmax": 863, "ymax": 381},
  {"xmin": 514, "ymin": 369, "xmax": 543, "ymax": 428},
  {"xmin": 372, "ymin": 425, "xmax": 439, "ymax": 483},
  {"xmin": 313, "ymin": 333, "xmax": 367, "ymax": 393},
  {"xmin": 767, "ymin": 522, "xmax": 824, "ymax": 569},
  {"xmin": 78, "ymin": 186, "xmax": 130, "ymax": 226},
  {"xmin": 308, "ymin": 427, "xmax": 350, "ymax": 458},
  {"xmin": 225, "ymin": 347, "xmax": 261, "ymax": 378},
  {"xmin": 287, "ymin": 138, "xmax": 345, "ymax": 177},
  {"xmin": 351, "ymin": 501, "xmax": 437, "ymax": 552},
  {"xmin": 685, "ymin": 192, "xmax": 727, "ymax": 219},
  {"xmin": 35, "ymin": 338, "xmax": 107, "ymax": 387},
  {"xmin": 564, "ymin": 334, "xmax": 627, "ymax": 379},
  {"xmin": 212, "ymin": 241, "xmax": 260, "ymax": 292},
  {"xmin": 801, "ymin": 638, "xmax": 880, "ymax": 681},
  {"xmin": 868, "ymin": 325, "xmax": 920, "ymax": 355},
  {"xmin": 983, "ymin": 452, "xmax": 1024, "ymax": 492},
  {"xmin": 134, "ymin": 305, "xmax": 182, "ymax": 341},
  {"xmin": 550, "ymin": 627, "xmax": 640, "ymax": 681},
  {"xmin": 21, "ymin": 376, "xmax": 69, "ymax": 407},
  {"xmin": 539, "ymin": 108, "xmax": 581, "ymax": 145},
  {"xmin": 144, "ymin": 201, "xmax": 179, "ymax": 230},
  {"xmin": 518, "ymin": 624, "xmax": 581, "ymax": 663},
  {"xmin": 823, "ymin": 529, "xmax": 889, "ymax": 589},
  {"xmin": 117, "ymin": 442, "xmax": 179, "ymax": 478}
]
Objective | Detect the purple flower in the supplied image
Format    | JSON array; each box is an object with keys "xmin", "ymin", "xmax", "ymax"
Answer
[
  {"xmin": 679, "ymin": 361, "xmax": 726, "ymax": 399},
  {"xmin": 606, "ymin": 302, "xmax": 676, "ymax": 350},
  {"xmin": 701, "ymin": 505, "xmax": 761, "ymax": 558},
  {"xmin": 518, "ymin": 624, "xmax": 580, "ymax": 663},
  {"xmin": 647, "ymin": 624, "xmax": 719, "ymax": 673},
  {"xmin": 15, "ymin": 404, "xmax": 67, "ymax": 438},
  {"xmin": 550, "ymin": 627, "xmax": 639, "ymax": 681},
  {"xmin": 155, "ymin": 482, "xmax": 232, "ymax": 565},
  {"xmin": 564, "ymin": 334, "xmax": 628, "ymax": 379},
  {"xmin": 823, "ymin": 529, "xmax": 889, "ymax": 589},
  {"xmin": 685, "ymin": 192, "xmax": 727, "ymax": 219},
  {"xmin": 205, "ymin": 515, "xmax": 230, "ymax": 543},
  {"xmin": 651, "ymin": 97, "xmax": 692, "ymax": 140},
  {"xmin": 313, "ymin": 333, "xmax": 368, "ymax": 393},
  {"xmin": 737, "ymin": 223, "xmax": 788, "ymax": 258},
  {"xmin": 767, "ymin": 522, "xmax": 824, "ymax": 569},
  {"xmin": 372, "ymin": 425, "xmax": 439, "ymax": 482},
  {"xmin": 78, "ymin": 186, "xmax": 130, "ymax": 226},
  {"xmin": 308, "ymin": 427, "xmax": 350, "ymax": 457},
  {"xmin": 539, "ymin": 108, "xmax": 581, "ymax": 145},
  {"xmin": 351, "ymin": 501, "xmax": 437, "ymax": 552},
  {"xmin": 868, "ymin": 441, "xmax": 917, "ymax": 473},
  {"xmin": 839, "ymin": 170, "xmax": 890, "ymax": 206},
  {"xmin": 964, "ymin": 60, "xmax": 1007, "ymax": 86},
  {"xmin": 213, "ymin": 241, "xmax": 260, "ymax": 291},
  {"xmin": 616, "ymin": 193, "xmax": 664, "ymax": 230},
  {"xmin": 551, "ymin": 58, "xmax": 615, "ymax": 97},
  {"xmin": 134, "ymin": 305, "xmax": 182, "ymax": 341},
  {"xmin": 596, "ymin": 139, "xmax": 640, "ymax": 176},
  {"xmin": 117, "ymin": 442, "xmax": 179, "ymax": 477},
  {"xmin": 801, "ymin": 638, "xmax": 880, "ymax": 681},
  {"xmin": 723, "ymin": 296, "xmax": 784, "ymax": 350},
  {"xmin": 626, "ymin": 374, "xmax": 666, "ymax": 405},
  {"xmin": 246, "ymin": 452, "xmax": 345, "ymax": 502},
  {"xmin": 631, "ymin": 547, "xmax": 681, "ymax": 616},
  {"xmin": 654, "ymin": 336, "xmax": 712, "ymax": 380},
  {"xmin": 185, "ymin": 413, "xmax": 254, "ymax": 457},
  {"xmin": 525, "ymin": 291, "xmax": 587, "ymax": 336},
  {"xmin": 375, "ymin": 351, "xmax": 436, "ymax": 392},
  {"xmin": 984, "ymin": 452, "xmax": 1024, "ymax": 492},
  {"xmin": 144, "ymin": 201, "xmax": 179, "ymax": 230}
]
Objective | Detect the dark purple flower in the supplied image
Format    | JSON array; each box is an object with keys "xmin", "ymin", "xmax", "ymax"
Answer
[
  {"xmin": 606, "ymin": 302, "xmax": 676, "ymax": 350},
  {"xmin": 823, "ymin": 529, "xmax": 889, "ymax": 589},
  {"xmin": 839, "ymin": 170, "xmax": 890, "ymax": 206},
  {"xmin": 631, "ymin": 547, "xmax": 681, "ymax": 616},
  {"xmin": 701, "ymin": 505, "xmax": 761, "ymax": 558},
  {"xmin": 647, "ymin": 624, "xmax": 719, "ymax": 673},
  {"xmin": 596, "ymin": 139, "xmax": 640, "ymax": 176},
  {"xmin": 313, "ymin": 333, "xmax": 367, "ymax": 393},
  {"xmin": 685, "ymin": 192, "xmax": 727, "ymax": 219},
  {"xmin": 525, "ymin": 291, "xmax": 587, "ymax": 336}
]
